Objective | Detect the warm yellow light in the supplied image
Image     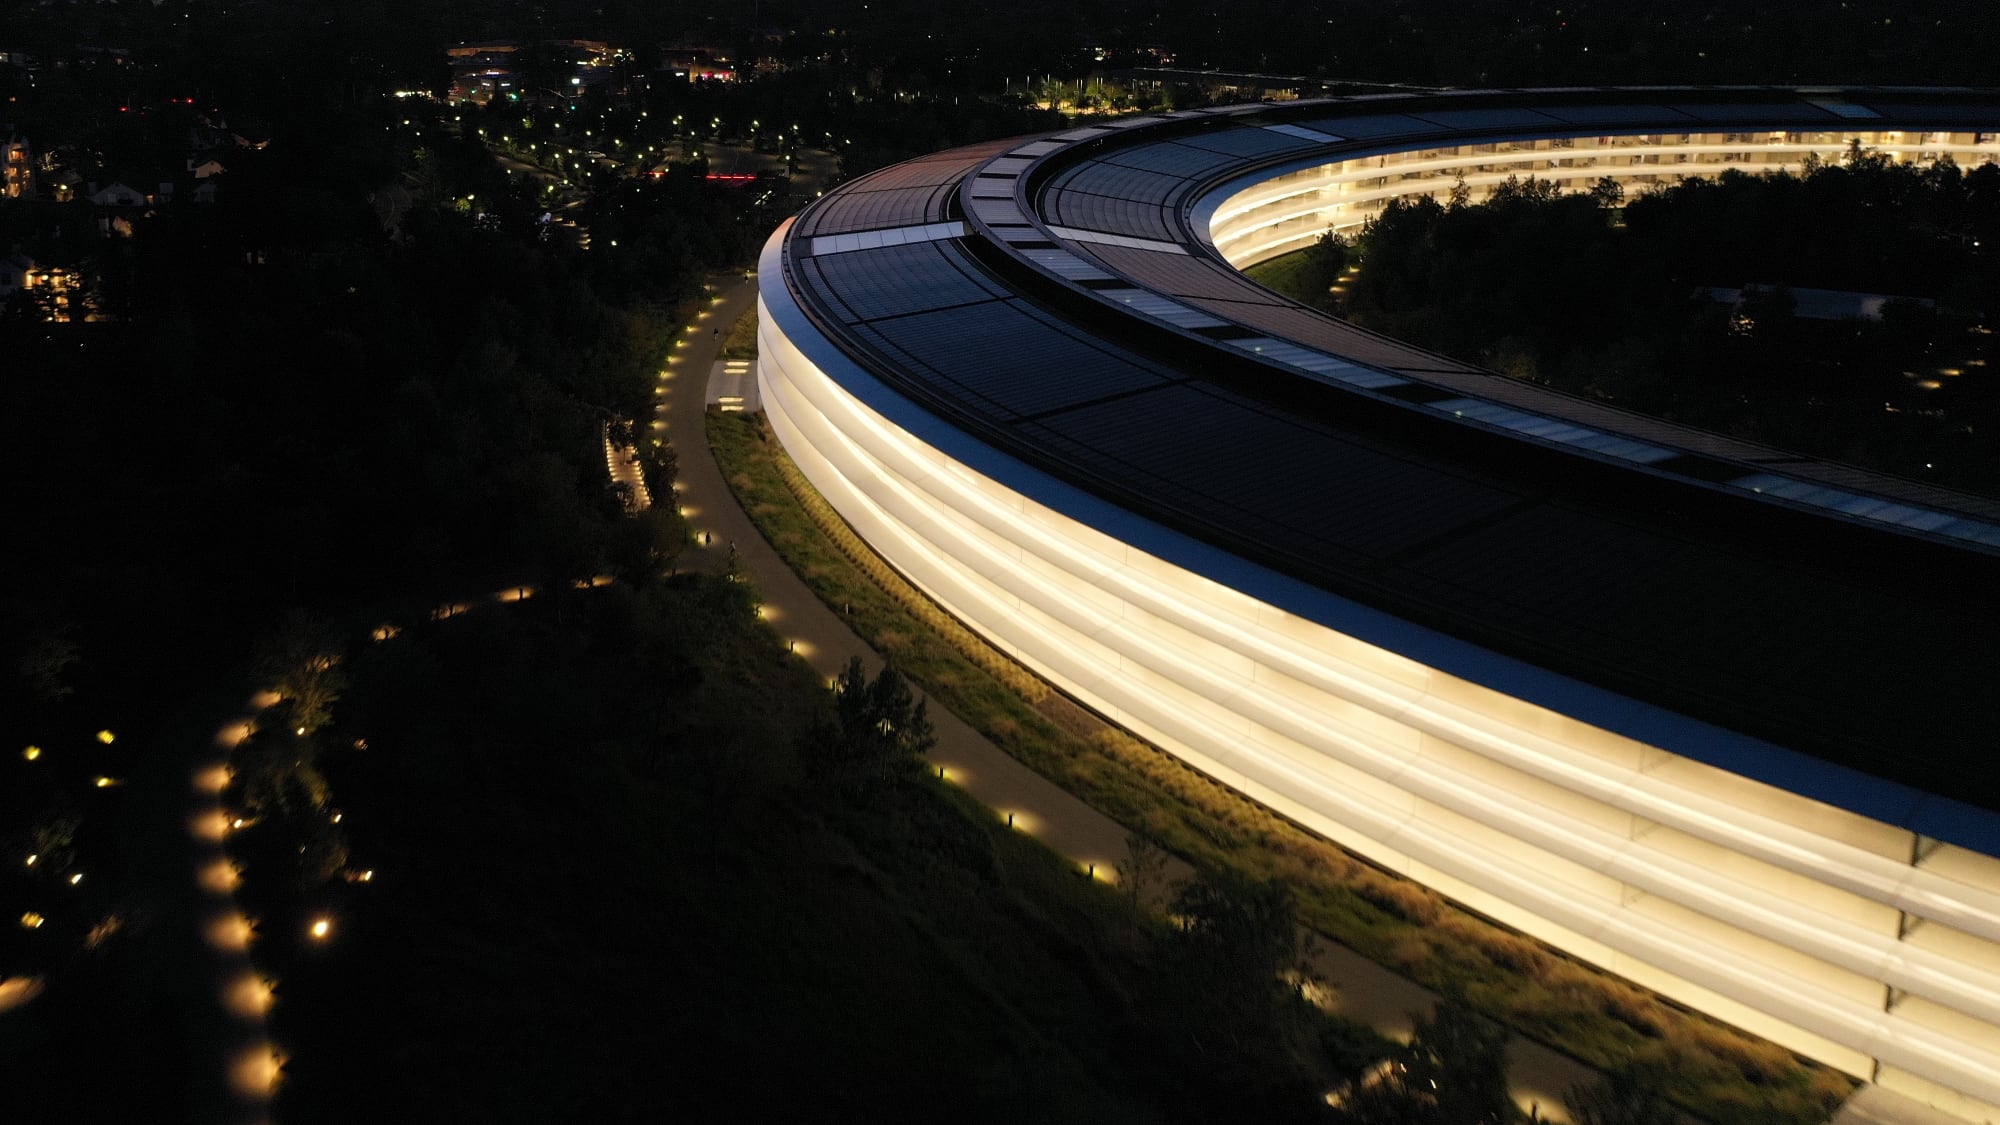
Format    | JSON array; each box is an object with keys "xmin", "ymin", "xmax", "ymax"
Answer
[
  {"xmin": 24, "ymin": 854, "xmax": 36, "ymax": 867},
  {"xmin": 19, "ymin": 912, "xmax": 43, "ymax": 930},
  {"xmin": 230, "ymin": 1043, "xmax": 283, "ymax": 1098},
  {"xmin": 225, "ymin": 972, "xmax": 274, "ymax": 1018},
  {"xmin": 199, "ymin": 858, "xmax": 240, "ymax": 893},
  {"xmin": 94, "ymin": 776, "xmax": 115, "ymax": 788},
  {"xmin": 295, "ymin": 726, "xmax": 306, "ymax": 736},
  {"xmin": 67, "ymin": 873, "xmax": 82, "ymax": 885},
  {"xmin": 22, "ymin": 745, "xmax": 40, "ymax": 761},
  {"xmin": 310, "ymin": 918, "xmax": 331, "ymax": 940},
  {"xmin": 0, "ymin": 976, "xmax": 44, "ymax": 1014},
  {"xmin": 95, "ymin": 729, "xmax": 115, "ymax": 745},
  {"xmin": 205, "ymin": 912, "xmax": 251, "ymax": 953},
  {"xmin": 359, "ymin": 870, "xmax": 374, "ymax": 882}
]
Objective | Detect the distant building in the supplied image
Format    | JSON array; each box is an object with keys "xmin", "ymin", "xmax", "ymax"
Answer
[
  {"xmin": 87, "ymin": 182, "xmax": 146, "ymax": 208},
  {"xmin": 3, "ymin": 134, "xmax": 31, "ymax": 199},
  {"xmin": 1696, "ymin": 284, "xmax": 1937, "ymax": 323},
  {"xmin": 445, "ymin": 40, "xmax": 519, "ymax": 61},
  {"xmin": 0, "ymin": 254, "xmax": 83, "ymax": 321},
  {"xmin": 660, "ymin": 50, "xmax": 735, "ymax": 83}
]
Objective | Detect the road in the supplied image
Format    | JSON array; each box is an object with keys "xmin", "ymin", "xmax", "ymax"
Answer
[{"xmin": 662, "ymin": 272, "xmax": 1611, "ymax": 1120}]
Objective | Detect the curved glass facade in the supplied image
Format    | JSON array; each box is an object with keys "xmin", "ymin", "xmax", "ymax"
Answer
[{"xmin": 760, "ymin": 90, "xmax": 2000, "ymax": 1119}]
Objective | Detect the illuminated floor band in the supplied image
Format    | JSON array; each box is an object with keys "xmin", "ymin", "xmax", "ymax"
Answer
[{"xmin": 760, "ymin": 89, "xmax": 2000, "ymax": 1120}]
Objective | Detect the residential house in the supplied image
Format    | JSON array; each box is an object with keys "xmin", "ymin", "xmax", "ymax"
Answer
[
  {"xmin": 88, "ymin": 182, "xmax": 147, "ymax": 207},
  {"xmin": 3, "ymin": 134, "xmax": 30, "ymax": 199}
]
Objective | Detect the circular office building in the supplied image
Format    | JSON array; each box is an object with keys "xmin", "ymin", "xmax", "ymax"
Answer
[{"xmin": 756, "ymin": 87, "xmax": 2000, "ymax": 1119}]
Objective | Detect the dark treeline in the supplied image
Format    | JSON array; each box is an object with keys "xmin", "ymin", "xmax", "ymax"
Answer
[
  {"xmin": 2, "ymin": 120, "xmax": 721, "ymax": 676},
  {"xmin": 1327, "ymin": 155, "xmax": 2000, "ymax": 494},
  {"xmin": 0, "ymin": 29, "xmax": 739, "ymax": 1119},
  {"xmin": 418, "ymin": 0, "xmax": 2000, "ymax": 90},
  {"xmin": 11, "ymin": 0, "xmax": 1993, "ymax": 108}
]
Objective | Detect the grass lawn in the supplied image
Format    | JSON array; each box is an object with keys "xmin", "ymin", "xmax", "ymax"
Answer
[
  {"xmin": 719, "ymin": 306, "xmax": 759, "ymax": 361},
  {"xmin": 1243, "ymin": 247, "xmax": 1328, "ymax": 306}
]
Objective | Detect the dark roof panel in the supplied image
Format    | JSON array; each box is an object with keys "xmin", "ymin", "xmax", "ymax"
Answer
[
  {"xmin": 852, "ymin": 300, "xmax": 1174, "ymax": 419},
  {"xmin": 1668, "ymin": 101, "xmax": 1843, "ymax": 124},
  {"xmin": 1294, "ymin": 112, "xmax": 1453, "ymax": 139},
  {"xmin": 801, "ymin": 242, "xmax": 1008, "ymax": 323},
  {"xmin": 1412, "ymin": 107, "xmax": 1569, "ymax": 131},
  {"xmin": 1047, "ymin": 191, "xmax": 1178, "ymax": 241},
  {"xmin": 1102, "ymin": 141, "xmax": 1247, "ymax": 177},
  {"xmin": 1048, "ymin": 161, "xmax": 1192, "ymax": 207},
  {"xmin": 1177, "ymin": 127, "xmax": 1320, "ymax": 157},
  {"xmin": 796, "ymin": 182, "xmax": 956, "ymax": 236}
]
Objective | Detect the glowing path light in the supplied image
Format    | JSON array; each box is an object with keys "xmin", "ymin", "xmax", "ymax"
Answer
[{"xmin": 193, "ymin": 691, "xmax": 289, "ymax": 1120}]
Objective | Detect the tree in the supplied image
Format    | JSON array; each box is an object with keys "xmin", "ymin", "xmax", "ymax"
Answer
[
  {"xmin": 1297, "ymin": 229, "xmax": 1350, "ymax": 311},
  {"xmin": 1116, "ymin": 830, "xmax": 1172, "ymax": 911},
  {"xmin": 256, "ymin": 610, "xmax": 348, "ymax": 735},
  {"xmin": 1167, "ymin": 868, "xmax": 1301, "ymax": 1015},
  {"xmin": 803, "ymin": 657, "xmax": 935, "ymax": 787},
  {"xmin": 1405, "ymin": 997, "xmax": 1511, "ymax": 1125},
  {"xmin": 606, "ymin": 507, "xmax": 684, "ymax": 585},
  {"xmin": 1343, "ymin": 995, "xmax": 1511, "ymax": 1125}
]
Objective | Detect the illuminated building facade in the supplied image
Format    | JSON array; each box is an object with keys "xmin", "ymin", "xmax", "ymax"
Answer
[
  {"xmin": 757, "ymin": 88, "xmax": 2000, "ymax": 1119},
  {"xmin": 3, "ymin": 134, "xmax": 32, "ymax": 199}
]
